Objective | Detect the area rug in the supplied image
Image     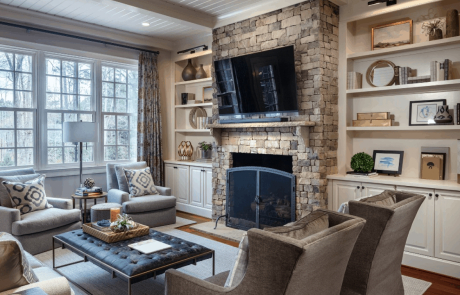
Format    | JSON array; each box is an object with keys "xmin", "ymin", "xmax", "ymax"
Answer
[
  {"xmin": 403, "ymin": 276, "xmax": 432, "ymax": 295},
  {"xmin": 190, "ymin": 221, "xmax": 246, "ymax": 243},
  {"xmin": 153, "ymin": 216, "xmax": 196, "ymax": 231}
]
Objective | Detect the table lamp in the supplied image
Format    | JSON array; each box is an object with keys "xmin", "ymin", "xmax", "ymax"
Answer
[{"xmin": 63, "ymin": 121, "xmax": 98, "ymax": 186}]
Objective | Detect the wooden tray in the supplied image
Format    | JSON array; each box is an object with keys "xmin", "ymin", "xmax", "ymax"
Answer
[{"xmin": 82, "ymin": 223, "xmax": 150, "ymax": 243}]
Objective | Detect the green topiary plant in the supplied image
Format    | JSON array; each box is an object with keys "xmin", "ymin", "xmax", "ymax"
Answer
[{"xmin": 351, "ymin": 152, "xmax": 374, "ymax": 173}]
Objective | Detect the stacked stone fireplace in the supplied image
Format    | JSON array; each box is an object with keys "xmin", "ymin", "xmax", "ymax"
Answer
[{"xmin": 211, "ymin": 0, "xmax": 339, "ymax": 223}]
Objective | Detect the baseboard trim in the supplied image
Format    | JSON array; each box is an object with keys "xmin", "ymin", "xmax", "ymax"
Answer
[
  {"xmin": 403, "ymin": 251, "xmax": 460, "ymax": 279},
  {"xmin": 176, "ymin": 203, "xmax": 212, "ymax": 218}
]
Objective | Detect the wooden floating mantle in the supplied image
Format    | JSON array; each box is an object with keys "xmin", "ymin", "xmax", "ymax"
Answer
[{"xmin": 208, "ymin": 121, "xmax": 315, "ymax": 147}]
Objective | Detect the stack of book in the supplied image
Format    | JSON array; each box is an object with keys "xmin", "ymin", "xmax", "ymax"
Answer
[
  {"xmin": 408, "ymin": 75, "xmax": 431, "ymax": 84},
  {"xmin": 430, "ymin": 59, "xmax": 453, "ymax": 82},
  {"xmin": 347, "ymin": 72, "xmax": 362, "ymax": 89},
  {"xmin": 398, "ymin": 67, "xmax": 412, "ymax": 85},
  {"xmin": 75, "ymin": 186, "xmax": 103, "ymax": 197}
]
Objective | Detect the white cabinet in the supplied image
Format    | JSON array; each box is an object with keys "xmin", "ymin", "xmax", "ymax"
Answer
[
  {"xmin": 165, "ymin": 164, "xmax": 189, "ymax": 204},
  {"xmin": 435, "ymin": 190, "xmax": 460, "ymax": 263},
  {"xmin": 165, "ymin": 161, "xmax": 212, "ymax": 218},
  {"xmin": 396, "ymin": 186, "xmax": 435, "ymax": 257},
  {"xmin": 332, "ymin": 180, "xmax": 394, "ymax": 210}
]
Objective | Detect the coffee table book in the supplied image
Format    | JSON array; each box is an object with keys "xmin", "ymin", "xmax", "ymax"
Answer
[
  {"xmin": 82, "ymin": 223, "xmax": 149, "ymax": 243},
  {"xmin": 128, "ymin": 239, "xmax": 172, "ymax": 254}
]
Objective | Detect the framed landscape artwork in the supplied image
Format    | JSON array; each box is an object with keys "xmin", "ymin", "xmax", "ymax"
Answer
[
  {"xmin": 373, "ymin": 150, "xmax": 404, "ymax": 175},
  {"xmin": 409, "ymin": 99, "xmax": 446, "ymax": 126},
  {"xmin": 372, "ymin": 20, "xmax": 413, "ymax": 50}
]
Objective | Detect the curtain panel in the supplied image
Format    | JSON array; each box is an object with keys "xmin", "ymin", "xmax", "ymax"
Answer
[{"xmin": 138, "ymin": 52, "xmax": 164, "ymax": 186}]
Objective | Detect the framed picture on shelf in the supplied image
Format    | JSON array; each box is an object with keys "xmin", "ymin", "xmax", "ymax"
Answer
[
  {"xmin": 420, "ymin": 152, "xmax": 446, "ymax": 180},
  {"xmin": 372, "ymin": 20, "xmax": 413, "ymax": 50},
  {"xmin": 203, "ymin": 86, "xmax": 213, "ymax": 102},
  {"xmin": 373, "ymin": 150, "xmax": 404, "ymax": 175},
  {"xmin": 409, "ymin": 99, "xmax": 446, "ymax": 126}
]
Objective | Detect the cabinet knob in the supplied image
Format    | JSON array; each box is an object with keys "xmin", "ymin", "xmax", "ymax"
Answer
[
  {"xmin": 435, "ymin": 194, "xmax": 439, "ymax": 199},
  {"xmin": 357, "ymin": 186, "xmax": 360, "ymax": 189},
  {"xmin": 361, "ymin": 186, "xmax": 365, "ymax": 189},
  {"xmin": 174, "ymin": 166, "xmax": 177, "ymax": 169},
  {"xmin": 429, "ymin": 193, "xmax": 432, "ymax": 197}
]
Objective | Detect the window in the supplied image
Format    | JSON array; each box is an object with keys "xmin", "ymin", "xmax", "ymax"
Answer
[
  {"xmin": 102, "ymin": 66, "xmax": 137, "ymax": 161},
  {"xmin": 45, "ymin": 57, "xmax": 95, "ymax": 165},
  {"xmin": 0, "ymin": 51, "xmax": 35, "ymax": 167}
]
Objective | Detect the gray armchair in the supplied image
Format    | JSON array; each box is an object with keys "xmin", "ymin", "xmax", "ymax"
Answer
[
  {"xmin": 165, "ymin": 209, "xmax": 366, "ymax": 295},
  {"xmin": 106, "ymin": 161, "xmax": 176, "ymax": 227},
  {"xmin": 341, "ymin": 191, "xmax": 425, "ymax": 295},
  {"xmin": 0, "ymin": 168, "xmax": 81, "ymax": 255}
]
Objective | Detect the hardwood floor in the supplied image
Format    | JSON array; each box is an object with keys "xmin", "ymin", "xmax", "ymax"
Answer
[{"xmin": 176, "ymin": 211, "xmax": 460, "ymax": 294}]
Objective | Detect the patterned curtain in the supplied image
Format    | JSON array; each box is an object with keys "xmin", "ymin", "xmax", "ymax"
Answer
[{"xmin": 138, "ymin": 52, "xmax": 164, "ymax": 186}]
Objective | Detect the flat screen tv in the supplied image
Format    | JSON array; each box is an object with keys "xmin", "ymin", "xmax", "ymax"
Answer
[{"xmin": 214, "ymin": 46, "xmax": 298, "ymax": 117}]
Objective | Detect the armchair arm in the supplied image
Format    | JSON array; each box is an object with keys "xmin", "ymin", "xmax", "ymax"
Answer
[
  {"xmin": 0, "ymin": 206, "xmax": 20, "ymax": 234},
  {"xmin": 155, "ymin": 186, "xmax": 171, "ymax": 196},
  {"xmin": 47, "ymin": 197, "xmax": 73, "ymax": 210},
  {"xmin": 107, "ymin": 189, "xmax": 129, "ymax": 204},
  {"xmin": 165, "ymin": 269, "xmax": 231, "ymax": 295},
  {"xmin": 0, "ymin": 277, "xmax": 72, "ymax": 295}
]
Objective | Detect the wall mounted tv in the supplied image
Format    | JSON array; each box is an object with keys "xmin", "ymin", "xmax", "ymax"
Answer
[{"xmin": 214, "ymin": 46, "xmax": 298, "ymax": 117}]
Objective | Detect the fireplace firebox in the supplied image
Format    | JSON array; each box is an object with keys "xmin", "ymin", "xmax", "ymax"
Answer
[{"xmin": 225, "ymin": 166, "xmax": 295, "ymax": 231}]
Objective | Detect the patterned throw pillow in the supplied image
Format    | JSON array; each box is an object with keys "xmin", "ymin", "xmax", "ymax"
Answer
[
  {"xmin": 124, "ymin": 167, "xmax": 159, "ymax": 198},
  {"xmin": 0, "ymin": 232, "xmax": 38, "ymax": 292},
  {"xmin": 2, "ymin": 175, "xmax": 52, "ymax": 215}
]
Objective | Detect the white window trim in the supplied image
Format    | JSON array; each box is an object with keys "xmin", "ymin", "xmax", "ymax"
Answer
[{"xmin": 0, "ymin": 42, "xmax": 138, "ymax": 172}]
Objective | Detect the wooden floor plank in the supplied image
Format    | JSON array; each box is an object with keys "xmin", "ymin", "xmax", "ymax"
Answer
[{"xmin": 177, "ymin": 211, "xmax": 460, "ymax": 294}]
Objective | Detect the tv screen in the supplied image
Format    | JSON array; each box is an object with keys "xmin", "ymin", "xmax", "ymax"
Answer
[{"xmin": 214, "ymin": 46, "xmax": 298, "ymax": 117}]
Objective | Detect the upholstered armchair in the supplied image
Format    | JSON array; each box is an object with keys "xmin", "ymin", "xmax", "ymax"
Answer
[
  {"xmin": 165, "ymin": 209, "xmax": 366, "ymax": 295},
  {"xmin": 0, "ymin": 168, "xmax": 81, "ymax": 255},
  {"xmin": 341, "ymin": 191, "xmax": 425, "ymax": 295},
  {"xmin": 106, "ymin": 161, "xmax": 176, "ymax": 227}
]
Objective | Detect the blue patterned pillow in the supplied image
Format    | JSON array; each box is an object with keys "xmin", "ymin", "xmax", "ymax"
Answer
[
  {"xmin": 123, "ymin": 167, "xmax": 159, "ymax": 198},
  {"xmin": 2, "ymin": 175, "xmax": 52, "ymax": 215}
]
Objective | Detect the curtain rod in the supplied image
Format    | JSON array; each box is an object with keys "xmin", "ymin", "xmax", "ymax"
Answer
[{"xmin": 0, "ymin": 21, "xmax": 160, "ymax": 55}]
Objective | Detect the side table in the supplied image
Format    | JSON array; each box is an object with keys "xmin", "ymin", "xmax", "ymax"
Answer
[{"xmin": 71, "ymin": 192, "xmax": 108, "ymax": 223}]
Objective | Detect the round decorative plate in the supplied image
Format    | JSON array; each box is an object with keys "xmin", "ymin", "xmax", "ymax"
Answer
[{"xmin": 189, "ymin": 107, "xmax": 207, "ymax": 129}]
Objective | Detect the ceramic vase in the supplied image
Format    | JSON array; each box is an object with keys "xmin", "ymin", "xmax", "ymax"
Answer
[
  {"xmin": 201, "ymin": 149, "xmax": 211, "ymax": 159},
  {"xmin": 195, "ymin": 64, "xmax": 207, "ymax": 79},
  {"xmin": 434, "ymin": 105, "xmax": 453, "ymax": 123},
  {"xmin": 429, "ymin": 29, "xmax": 443, "ymax": 41},
  {"xmin": 181, "ymin": 59, "xmax": 196, "ymax": 81},
  {"xmin": 446, "ymin": 9, "xmax": 459, "ymax": 38}
]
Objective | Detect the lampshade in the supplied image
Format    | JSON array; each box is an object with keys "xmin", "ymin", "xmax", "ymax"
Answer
[{"xmin": 63, "ymin": 122, "xmax": 98, "ymax": 142}]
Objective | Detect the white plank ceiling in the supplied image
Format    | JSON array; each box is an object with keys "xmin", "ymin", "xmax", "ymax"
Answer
[
  {"xmin": 0, "ymin": 0, "xmax": 214, "ymax": 40},
  {"xmin": 163, "ymin": 0, "xmax": 263, "ymax": 17}
]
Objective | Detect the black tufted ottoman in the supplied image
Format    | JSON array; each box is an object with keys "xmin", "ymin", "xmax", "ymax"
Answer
[{"xmin": 53, "ymin": 229, "xmax": 215, "ymax": 295}]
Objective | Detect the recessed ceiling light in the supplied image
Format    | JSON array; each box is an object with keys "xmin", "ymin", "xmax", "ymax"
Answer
[{"xmin": 142, "ymin": 22, "xmax": 150, "ymax": 27}]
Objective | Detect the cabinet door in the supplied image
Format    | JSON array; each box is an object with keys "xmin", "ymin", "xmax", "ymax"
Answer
[
  {"xmin": 204, "ymin": 168, "xmax": 213, "ymax": 209},
  {"xmin": 435, "ymin": 190, "xmax": 460, "ymax": 263},
  {"xmin": 174, "ymin": 165, "xmax": 189, "ymax": 204},
  {"xmin": 397, "ymin": 186, "xmax": 434, "ymax": 257},
  {"xmin": 165, "ymin": 164, "xmax": 175, "ymax": 194},
  {"xmin": 189, "ymin": 167, "xmax": 203, "ymax": 207},
  {"xmin": 332, "ymin": 180, "xmax": 360, "ymax": 211},
  {"xmin": 361, "ymin": 183, "xmax": 395, "ymax": 199}
]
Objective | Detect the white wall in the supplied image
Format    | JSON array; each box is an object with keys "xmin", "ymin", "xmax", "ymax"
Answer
[{"xmin": 0, "ymin": 23, "xmax": 172, "ymax": 199}]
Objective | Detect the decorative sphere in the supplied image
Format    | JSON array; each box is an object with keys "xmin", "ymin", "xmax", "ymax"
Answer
[{"xmin": 84, "ymin": 178, "xmax": 95, "ymax": 189}]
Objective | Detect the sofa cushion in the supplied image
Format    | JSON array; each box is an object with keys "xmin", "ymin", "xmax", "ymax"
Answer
[
  {"xmin": 2, "ymin": 175, "xmax": 53, "ymax": 215},
  {"xmin": 225, "ymin": 233, "xmax": 249, "ymax": 288},
  {"xmin": 361, "ymin": 190, "xmax": 396, "ymax": 207},
  {"xmin": 114, "ymin": 162, "xmax": 147, "ymax": 193},
  {"xmin": 0, "ymin": 232, "xmax": 38, "ymax": 292},
  {"xmin": 124, "ymin": 167, "xmax": 159, "ymax": 198},
  {"xmin": 123, "ymin": 195, "xmax": 176, "ymax": 214},
  {"xmin": 12, "ymin": 208, "xmax": 81, "ymax": 236},
  {"xmin": 264, "ymin": 211, "xmax": 329, "ymax": 240},
  {"xmin": 0, "ymin": 174, "xmax": 40, "ymax": 208}
]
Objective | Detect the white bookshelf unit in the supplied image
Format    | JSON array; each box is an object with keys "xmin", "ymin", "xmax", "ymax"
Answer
[
  {"xmin": 334, "ymin": 0, "xmax": 460, "ymax": 278},
  {"xmin": 166, "ymin": 50, "xmax": 214, "ymax": 218}
]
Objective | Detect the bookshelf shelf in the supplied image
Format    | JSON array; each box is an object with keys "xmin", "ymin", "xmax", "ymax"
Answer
[
  {"xmin": 347, "ymin": 79, "xmax": 460, "ymax": 96},
  {"xmin": 346, "ymin": 125, "xmax": 460, "ymax": 131},
  {"xmin": 175, "ymin": 103, "xmax": 212, "ymax": 108},
  {"xmin": 175, "ymin": 78, "xmax": 212, "ymax": 86}
]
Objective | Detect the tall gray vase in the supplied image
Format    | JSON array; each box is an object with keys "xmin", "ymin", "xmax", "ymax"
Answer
[
  {"xmin": 195, "ymin": 64, "xmax": 207, "ymax": 79},
  {"xmin": 182, "ymin": 59, "xmax": 197, "ymax": 81},
  {"xmin": 446, "ymin": 9, "xmax": 459, "ymax": 38}
]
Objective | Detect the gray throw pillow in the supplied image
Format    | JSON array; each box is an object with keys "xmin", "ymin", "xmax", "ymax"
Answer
[
  {"xmin": 361, "ymin": 190, "xmax": 396, "ymax": 207},
  {"xmin": 264, "ymin": 211, "xmax": 329, "ymax": 240},
  {"xmin": 225, "ymin": 233, "xmax": 249, "ymax": 288},
  {"xmin": 0, "ymin": 173, "xmax": 40, "ymax": 208},
  {"xmin": 114, "ymin": 162, "xmax": 147, "ymax": 192},
  {"xmin": 0, "ymin": 232, "xmax": 38, "ymax": 292},
  {"xmin": 124, "ymin": 167, "xmax": 159, "ymax": 198},
  {"xmin": 2, "ymin": 175, "xmax": 53, "ymax": 215}
]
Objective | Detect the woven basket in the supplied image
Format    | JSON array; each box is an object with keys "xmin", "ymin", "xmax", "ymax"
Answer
[{"xmin": 82, "ymin": 223, "xmax": 150, "ymax": 243}]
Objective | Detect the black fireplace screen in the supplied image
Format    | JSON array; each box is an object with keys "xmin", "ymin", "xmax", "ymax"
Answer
[{"xmin": 226, "ymin": 166, "xmax": 295, "ymax": 231}]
